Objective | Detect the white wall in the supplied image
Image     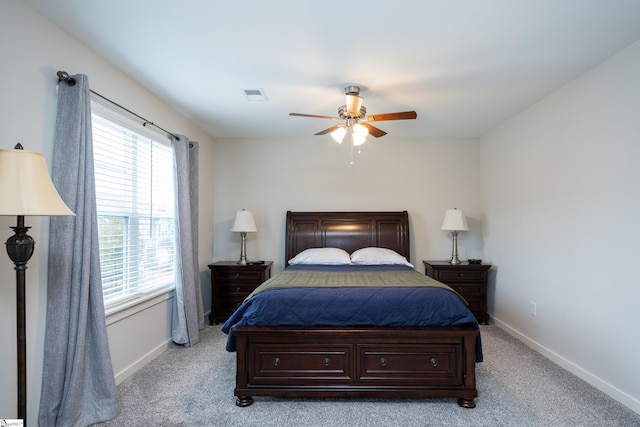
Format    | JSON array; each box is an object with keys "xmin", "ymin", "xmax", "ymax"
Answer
[
  {"xmin": 0, "ymin": 1, "xmax": 215, "ymax": 421},
  {"xmin": 212, "ymin": 137, "xmax": 485, "ymax": 274},
  {"xmin": 480, "ymin": 40, "xmax": 640, "ymax": 413}
]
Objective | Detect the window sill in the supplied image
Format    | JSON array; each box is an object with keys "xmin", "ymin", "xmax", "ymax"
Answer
[{"xmin": 106, "ymin": 288, "xmax": 175, "ymax": 326}]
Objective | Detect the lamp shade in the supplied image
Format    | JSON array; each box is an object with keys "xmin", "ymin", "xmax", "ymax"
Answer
[
  {"xmin": 330, "ymin": 127, "xmax": 347, "ymax": 144},
  {"xmin": 0, "ymin": 148, "xmax": 74, "ymax": 216},
  {"xmin": 231, "ymin": 209, "xmax": 257, "ymax": 233},
  {"xmin": 441, "ymin": 208, "xmax": 468, "ymax": 231},
  {"xmin": 352, "ymin": 123, "xmax": 369, "ymax": 146}
]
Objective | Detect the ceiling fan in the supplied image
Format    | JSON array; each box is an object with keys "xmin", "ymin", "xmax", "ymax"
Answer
[{"xmin": 289, "ymin": 86, "xmax": 417, "ymax": 146}]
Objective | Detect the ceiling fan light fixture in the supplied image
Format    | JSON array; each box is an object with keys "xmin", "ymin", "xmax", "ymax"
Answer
[
  {"xmin": 352, "ymin": 123, "xmax": 368, "ymax": 146},
  {"xmin": 330, "ymin": 126, "xmax": 347, "ymax": 144}
]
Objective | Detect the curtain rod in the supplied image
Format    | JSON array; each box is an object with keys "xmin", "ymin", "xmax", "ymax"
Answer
[{"xmin": 56, "ymin": 71, "xmax": 179, "ymax": 140}]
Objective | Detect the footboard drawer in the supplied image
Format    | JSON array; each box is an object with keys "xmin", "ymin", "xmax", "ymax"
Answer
[
  {"xmin": 357, "ymin": 344, "xmax": 463, "ymax": 385},
  {"xmin": 248, "ymin": 344, "xmax": 353, "ymax": 385}
]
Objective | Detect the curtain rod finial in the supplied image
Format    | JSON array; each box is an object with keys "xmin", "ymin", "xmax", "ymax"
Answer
[{"xmin": 57, "ymin": 71, "xmax": 76, "ymax": 86}]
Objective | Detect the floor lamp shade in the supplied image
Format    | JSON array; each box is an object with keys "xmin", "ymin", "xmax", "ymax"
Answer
[
  {"xmin": 0, "ymin": 148, "xmax": 74, "ymax": 216},
  {"xmin": 441, "ymin": 208, "xmax": 468, "ymax": 265},
  {"xmin": 0, "ymin": 146, "xmax": 74, "ymax": 425},
  {"xmin": 231, "ymin": 209, "xmax": 257, "ymax": 265}
]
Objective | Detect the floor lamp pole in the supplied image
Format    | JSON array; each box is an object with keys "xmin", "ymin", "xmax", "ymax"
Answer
[{"xmin": 6, "ymin": 215, "xmax": 35, "ymax": 426}]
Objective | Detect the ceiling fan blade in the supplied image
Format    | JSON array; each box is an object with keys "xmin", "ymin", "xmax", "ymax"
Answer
[
  {"xmin": 290, "ymin": 112, "xmax": 337, "ymax": 120},
  {"xmin": 361, "ymin": 123, "xmax": 387, "ymax": 138},
  {"xmin": 315, "ymin": 124, "xmax": 343, "ymax": 135},
  {"xmin": 366, "ymin": 111, "xmax": 417, "ymax": 122}
]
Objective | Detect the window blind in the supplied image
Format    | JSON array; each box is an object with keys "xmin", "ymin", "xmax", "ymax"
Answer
[{"xmin": 92, "ymin": 110, "xmax": 176, "ymax": 312}]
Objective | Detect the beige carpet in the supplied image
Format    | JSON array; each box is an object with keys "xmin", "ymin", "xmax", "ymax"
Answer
[{"xmin": 96, "ymin": 325, "xmax": 640, "ymax": 426}]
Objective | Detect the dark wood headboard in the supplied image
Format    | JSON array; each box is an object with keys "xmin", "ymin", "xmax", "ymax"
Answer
[{"xmin": 285, "ymin": 211, "xmax": 410, "ymax": 265}]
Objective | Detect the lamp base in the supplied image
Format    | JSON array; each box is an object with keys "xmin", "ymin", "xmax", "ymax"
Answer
[
  {"xmin": 237, "ymin": 232, "xmax": 249, "ymax": 265},
  {"xmin": 448, "ymin": 230, "xmax": 462, "ymax": 265}
]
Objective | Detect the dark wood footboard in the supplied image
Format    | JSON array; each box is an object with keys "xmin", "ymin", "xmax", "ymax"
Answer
[{"xmin": 232, "ymin": 325, "xmax": 479, "ymax": 408}]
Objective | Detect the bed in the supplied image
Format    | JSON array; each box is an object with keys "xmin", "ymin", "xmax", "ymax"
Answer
[{"xmin": 221, "ymin": 211, "xmax": 481, "ymax": 408}]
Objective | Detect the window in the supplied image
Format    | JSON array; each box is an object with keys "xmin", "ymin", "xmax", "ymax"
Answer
[{"xmin": 92, "ymin": 104, "xmax": 176, "ymax": 313}]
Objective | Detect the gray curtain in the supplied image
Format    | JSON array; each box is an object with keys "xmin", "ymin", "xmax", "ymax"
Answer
[
  {"xmin": 39, "ymin": 74, "xmax": 119, "ymax": 426},
  {"xmin": 171, "ymin": 135, "xmax": 204, "ymax": 346}
]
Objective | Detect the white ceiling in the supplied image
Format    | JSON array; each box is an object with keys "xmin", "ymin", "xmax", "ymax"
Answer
[{"xmin": 25, "ymin": 0, "xmax": 640, "ymax": 140}]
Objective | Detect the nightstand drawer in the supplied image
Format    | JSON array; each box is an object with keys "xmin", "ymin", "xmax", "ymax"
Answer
[
  {"xmin": 215, "ymin": 296, "xmax": 245, "ymax": 311},
  {"xmin": 437, "ymin": 270, "xmax": 484, "ymax": 282},
  {"xmin": 449, "ymin": 283, "xmax": 482, "ymax": 297},
  {"xmin": 214, "ymin": 269, "xmax": 264, "ymax": 282},
  {"xmin": 462, "ymin": 297, "xmax": 482, "ymax": 313},
  {"xmin": 216, "ymin": 283, "xmax": 259, "ymax": 296}
]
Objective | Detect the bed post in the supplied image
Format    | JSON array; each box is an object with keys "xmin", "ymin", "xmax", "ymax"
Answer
[
  {"xmin": 457, "ymin": 330, "xmax": 479, "ymax": 408},
  {"xmin": 234, "ymin": 331, "xmax": 254, "ymax": 407}
]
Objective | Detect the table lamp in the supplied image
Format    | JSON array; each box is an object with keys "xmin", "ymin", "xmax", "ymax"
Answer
[
  {"xmin": 231, "ymin": 209, "xmax": 257, "ymax": 265},
  {"xmin": 441, "ymin": 208, "xmax": 468, "ymax": 265}
]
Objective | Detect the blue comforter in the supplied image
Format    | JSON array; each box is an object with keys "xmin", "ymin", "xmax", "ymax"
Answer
[{"xmin": 222, "ymin": 264, "xmax": 482, "ymax": 362}]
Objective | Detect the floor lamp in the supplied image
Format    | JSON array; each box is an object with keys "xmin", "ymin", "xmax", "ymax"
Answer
[{"xmin": 0, "ymin": 145, "xmax": 74, "ymax": 426}]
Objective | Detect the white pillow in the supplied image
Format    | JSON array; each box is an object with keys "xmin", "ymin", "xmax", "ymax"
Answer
[
  {"xmin": 288, "ymin": 247, "xmax": 352, "ymax": 265},
  {"xmin": 350, "ymin": 247, "xmax": 413, "ymax": 267}
]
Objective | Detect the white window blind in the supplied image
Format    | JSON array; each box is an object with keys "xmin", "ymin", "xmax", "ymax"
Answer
[{"xmin": 92, "ymin": 108, "xmax": 176, "ymax": 312}]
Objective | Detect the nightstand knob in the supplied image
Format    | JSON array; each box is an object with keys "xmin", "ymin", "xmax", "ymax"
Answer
[
  {"xmin": 380, "ymin": 357, "xmax": 387, "ymax": 367},
  {"xmin": 430, "ymin": 358, "xmax": 438, "ymax": 367},
  {"xmin": 323, "ymin": 357, "xmax": 331, "ymax": 367},
  {"xmin": 273, "ymin": 357, "xmax": 280, "ymax": 367},
  {"xmin": 233, "ymin": 273, "xmax": 240, "ymax": 279},
  {"xmin": 235, "ymin": 287, "xmax": 241, "ymax": 293},
  {"xmin": 458, "ymin": 273, "xmax": 464, "ymax": 277}
]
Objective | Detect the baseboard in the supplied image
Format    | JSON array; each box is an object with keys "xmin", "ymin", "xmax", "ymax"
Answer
[
  {"xmin": 113, "ymin": 339, "xmax": 173, "ymax": 385},
  {"xmin": 492, "ymin": 316, "xmax": 640, "ymax": 415},
  {"xmin": 111, "ymin": 311, "xmax": 211, "ymax": 385}
]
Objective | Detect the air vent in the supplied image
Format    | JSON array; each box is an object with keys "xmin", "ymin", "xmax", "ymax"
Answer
[{"xmin": 243, "ymin": 89, "xmax": 268, "ymax": 101}]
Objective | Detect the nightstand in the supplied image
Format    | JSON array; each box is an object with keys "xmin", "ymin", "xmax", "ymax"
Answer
[
  {"xmin": 208, "ymin": 261, "xmax": 272, "ymax": 325},
  {"xmin": 423, "ymin": 260, "xmax": 491, "ymax": 325}
]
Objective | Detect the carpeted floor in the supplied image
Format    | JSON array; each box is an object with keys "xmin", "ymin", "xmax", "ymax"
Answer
[{"xmin": 96, "ymin": 325, "xmax": 640, "ymax": 427}]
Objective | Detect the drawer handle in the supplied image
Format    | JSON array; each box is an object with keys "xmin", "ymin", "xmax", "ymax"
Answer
[
  {"xmin": 273, "ymin": 357, "xmax": 280, "ymax": 367},
  {"xmin": 379, "ymin": 357, "xmax": 387, "ymax": 367},
  {"xmin": 430, "ymin": 358, "xmax": 438, "ymax": 367},
  {"xmin": 235, "ymin": 287, "xmax": 241, "ymax": 293},
  {"xmin": 233, "ymin": 273, "xmax": 240, "ymax": 279},
  {"xmin": 323, "ymin": 357, "xmax": 331, "ymax": 367}
]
